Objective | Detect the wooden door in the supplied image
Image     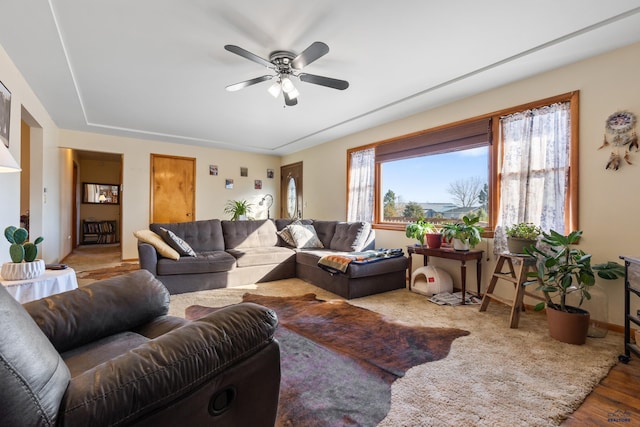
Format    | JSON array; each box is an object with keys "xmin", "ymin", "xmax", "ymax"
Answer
[
  {"xmin": 151, "ymin": 154, "xmax": 196, "ymax": 223},
  {"xmin": 280, "ymin": 162, "xmax": 303, "ymax": 219}
]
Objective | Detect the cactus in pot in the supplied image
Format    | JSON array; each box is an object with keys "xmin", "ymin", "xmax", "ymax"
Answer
[{"xmin": 5, "ymin": 226, "xmax": 43, "ymax": 262}]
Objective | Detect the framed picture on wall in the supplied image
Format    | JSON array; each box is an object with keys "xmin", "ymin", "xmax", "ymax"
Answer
[
  {"xmin": 240, "ymin": 167, "xmax": 248, "ymax": 177},
  {"xmin": 267, "ymin": 169, "xmax": 274, "ymax": 179},
  {"xmin": 0, "ymin": 81, "xmax": 10, "ymax": 148},
  {"xmin": 254, "ymin": 180, "xmax": 262, "ymax": 190},
  {"xmin": 225, "ymin": 179, "xmax": 234, "ymax": 189},
  {"xmin": 209, "ymin": 165, "xmax": 218, "ymax": 176}
]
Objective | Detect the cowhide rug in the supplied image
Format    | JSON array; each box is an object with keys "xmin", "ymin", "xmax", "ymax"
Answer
[{"xmin": 186, "ymin": 293, "xmax": 469, "ymax": 426}]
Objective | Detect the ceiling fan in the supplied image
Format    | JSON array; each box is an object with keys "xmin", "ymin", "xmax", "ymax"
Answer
[{"xmin": 224, "ymin": 41, "xmax": 349, "ymax": 106}]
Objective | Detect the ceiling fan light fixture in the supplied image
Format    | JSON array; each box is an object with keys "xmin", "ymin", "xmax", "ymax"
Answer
[
  {"xmin": 287, "ymin": 87, "xmax": 300, "ymax": 100},
  {"xmin": 267, "ymin": 81, "xmax": 282, "ymax": 98},
  {"xmin": 280, "ymin": 76, "xmax": 295, "ymax": 93}
]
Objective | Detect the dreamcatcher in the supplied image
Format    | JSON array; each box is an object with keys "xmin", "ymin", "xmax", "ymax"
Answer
[{"xmin": 599, "ymin": 111, "xmax": 638, "ymax": 170}]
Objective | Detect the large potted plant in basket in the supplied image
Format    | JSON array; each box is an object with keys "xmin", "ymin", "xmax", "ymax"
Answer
[
  {"xmin": 405, "ymin": 218, "xmax": 442, "ymax": 248},
  {"xmin": 442, "ymin": 215, "xmax": 484, "ymax": 251},
  {"xmin": 1, "ymin": 226, "xmax": 45, "ymax": 280},
  {"xmin": 525, "ymin": 229, "xmax": 624, "ymax": 345}
]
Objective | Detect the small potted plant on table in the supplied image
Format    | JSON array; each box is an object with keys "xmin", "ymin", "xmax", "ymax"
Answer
[
  {"xmin": 405, "ymin": 218, "xmax": 442, "ymax": 248},
  {"xmin": 442, "ymin": 215, "xmax": 484, "ymax": 251},
  {"xmin": 505, "ymin": 222, "xmax": 541, "ymax": 254},
  {"xmin": 1, "ymin": 226, "xmax": 45, "ymax": 280}
]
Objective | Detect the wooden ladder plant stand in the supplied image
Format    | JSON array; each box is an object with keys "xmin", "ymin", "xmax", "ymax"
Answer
[{"xmin": 479, "ymin": 254, "xmax": 546, "ymax": 328}]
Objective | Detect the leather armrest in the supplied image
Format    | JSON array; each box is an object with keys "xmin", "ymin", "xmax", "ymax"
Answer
[
  {"xmin": 138, "ymin": 241, "xmax": 159, "ymax": 274},
  {"xmin": 25, "ymin": 270, "xmax": 170, "ymax": 353},
  {"xmin": 58, "ymin": 302, "xmax": 279, "ymax": 426}
]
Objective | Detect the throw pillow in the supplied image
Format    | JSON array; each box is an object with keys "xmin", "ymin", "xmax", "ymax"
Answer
[
  {"xmin": 276, "ymin": 219, "xmax": 301, "ymax": 247},
  {"xmin": 134, "ymin": 229, "xmax": 180, "ymax": 260},
  {"xmin": 286, "ymin": 224, "xmax": 324, "ymax": 249},
  {"xmin": 159, "ymin": 227, "xmax": 196, "ymax": 257}
]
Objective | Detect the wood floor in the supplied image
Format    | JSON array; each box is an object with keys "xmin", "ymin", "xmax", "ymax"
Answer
[{"xmin": 563, "ymin": 357, "xmax": 640, "ymax": 425}]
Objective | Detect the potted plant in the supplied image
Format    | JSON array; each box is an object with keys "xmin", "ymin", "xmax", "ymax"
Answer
[
  {"xmin": 224, "ymin": 199, "xmax": 254, "ymax": 220},
  {"xmin": 505, "ymin": 222, "xmax": 541, "ymax": 254},
  {"xmin": 525, "ymin": 229, "xmax": 624, "ymax": 345},
  {"xmin": 405, "ymin": 218, "xmax": 439, "ymax": 247},
  {"xmin": 1, "ymin": 226, "xmax": 45, "ymax": 280},
  {"xmin": 442, "ymin": 215, "xmax": 484, "ymax": 251}
]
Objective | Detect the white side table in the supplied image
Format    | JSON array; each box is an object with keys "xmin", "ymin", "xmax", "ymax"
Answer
[{"xmin": 1, "ymin": 267, "xmax": 79, "ymax": 303}]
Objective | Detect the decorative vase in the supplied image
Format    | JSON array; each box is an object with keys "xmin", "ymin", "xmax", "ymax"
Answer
[
  {"xmin": 426, "ymin": 233, "xmax": 443, "ymax": 249},
  {"xmin": 507, "ymin": 237, "xmax": 536, "ymax": 255},
  {"xmin": 546, "ymin": 305, "xmax": 590, "ymax": 345},
  {"xmin": 1, "ymin": 259, "xmax": 45, "ymax": 281},
  {"xmin": 452, "ymin": 238, "xmax": 470, "ymax": 251}
]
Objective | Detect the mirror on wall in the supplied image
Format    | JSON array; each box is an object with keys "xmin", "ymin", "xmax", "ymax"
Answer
[{"xmin": 82, "ymin": 182, "xmax": 119, "ymax": 204}]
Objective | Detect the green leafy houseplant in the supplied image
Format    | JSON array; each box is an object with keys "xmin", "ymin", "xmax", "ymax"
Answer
[
  {"xmin": 505, "ymin": 222, "xmax": 541, "ymax": 240},
  {"xmin": 442, "ymin": 215, "xmax": 484, "ymax": 249},
  {"xmin": 4, "ymin": 226, "xmax": 44, "ymax": 262},
  {"xmin": 224, "ymin": 200, "xmax": 253, "ymax": 221},
  {"xmin": 525, "ymin": 230, "xmax": 624, "ymax": 313},
  {"xmin": 505, "ymin": 222, "xmax": 541, "ymax": 254},
  {"xmin": 405, "ymin": 218, "xmax": 437, "ymax": 246}
]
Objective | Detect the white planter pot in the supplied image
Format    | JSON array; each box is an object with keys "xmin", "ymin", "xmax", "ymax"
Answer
[
  {"xmin": 1, "ymin": 259, "xmax": 45, "ymax": 281},
  {"xmin": 452, "ymin": 238, "xmax": 470, "ymax": 251}
]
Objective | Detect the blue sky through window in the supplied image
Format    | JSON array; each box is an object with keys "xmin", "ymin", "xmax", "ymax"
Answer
[{"xmin": 381, "ymin": 146, "xmax": 488, "ymax": 205}]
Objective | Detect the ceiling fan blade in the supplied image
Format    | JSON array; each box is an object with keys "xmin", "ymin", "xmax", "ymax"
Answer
[
  {"xmin": 226, "ymin": 75, "xmax": 273, "ymax": 92},
  {"xmin": 299, "ymin": 73, "xmax": 349, "ymax": 90},
  {"xmin": 291, "ymin": 41, "xmax": 329, "ymax": 69},
  {"xmin": 284, "ymin": 92, "xmax": 298, "ymax": 106},
  {"xmin": 224, "ymin": 45, "xmax": 273, "ymax": 68}
]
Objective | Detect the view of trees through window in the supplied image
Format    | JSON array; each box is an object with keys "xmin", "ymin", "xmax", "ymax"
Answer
[{"xmin": 380, "ymin": 146, "xmax": 489, "ymax": 226}]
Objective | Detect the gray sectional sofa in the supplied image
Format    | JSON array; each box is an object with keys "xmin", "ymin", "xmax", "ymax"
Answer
[{"xmin": 137, "ymin": 218, "xmax": 407, "ymax": 299}]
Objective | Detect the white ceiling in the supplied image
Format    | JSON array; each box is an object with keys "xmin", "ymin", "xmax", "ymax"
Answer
[{"xmin": 2, "ymin": 1, "xmax": 640, "ymax": 156}]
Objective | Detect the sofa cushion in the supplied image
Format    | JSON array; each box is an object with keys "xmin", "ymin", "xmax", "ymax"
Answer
[
  {"xmin": 226, "ymin": 247, "xmax": 296, "ymax": 268},
  {"xmin": 222, "ymin": 219, "xmax": 278, "ymax": 249},
  {"xmin": 287, "ymin": 223, "xmax": 324, "ymax": 248},
  {"xmin": 296, "ymin": 250, "xmax": 408, "ymax": 278},
  {"xmin": 329, "ymin": 222, "xmax": 372, "ymax": 252},
  {"xmin": 310, "ymin": 220, "xmax": 337, "ymax": 248},
  {"xmin": 151, "ymin": 219, "xmax": 225, "ymax": 252},
  {"xmin": 275, "ymin": 219, "xmax": 312, "ymax": 246},
  {"xmin": 134, "ymin": 229, "xmax": 180, "ymax": 260},
  {"xmin": 156, "ymin": 251, "xmax": 236, "ymax": 275},
  {"xmin": 159, "ymin": 227, "xmax": 196, "ymax": 257}
]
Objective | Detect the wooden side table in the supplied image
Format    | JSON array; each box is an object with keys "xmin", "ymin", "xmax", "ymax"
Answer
[{"xmin": 407, "ymin": 246, "xmax": 483, "ymax": 304}]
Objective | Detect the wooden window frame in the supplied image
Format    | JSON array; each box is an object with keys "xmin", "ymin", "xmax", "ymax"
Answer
[{"xmin": 347, "ymin": 91, "xmax": 579, "ymax": 237}]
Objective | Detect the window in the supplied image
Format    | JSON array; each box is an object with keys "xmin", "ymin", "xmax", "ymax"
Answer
[{"xmin": 347, "ymin": 91, "xmax": 579, "ymax": 236}]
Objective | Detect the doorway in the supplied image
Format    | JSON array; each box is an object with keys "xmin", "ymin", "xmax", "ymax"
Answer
[
  {"xmin": 150, "ymin": 154, "xmax": 196, "ymax": 223},
  {"xmin": 74, "ymin": 150, "xmax": 123, "ymax": 257},
  {"xmin": 280, "ymin": 162, "xmax": 303, "ymax": 219}
]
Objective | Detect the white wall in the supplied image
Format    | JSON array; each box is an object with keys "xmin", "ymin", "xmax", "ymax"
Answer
[
  {"xmin": 0, "ymin": 44, "xmax": 62, "ymax": 266},
  {"xmin": 284, "ymin": 41, "xmax": 640, "ymax": 326},
  {"xmin": 58, "ymin": 130, "xmax": 281, "ymax": 260}
]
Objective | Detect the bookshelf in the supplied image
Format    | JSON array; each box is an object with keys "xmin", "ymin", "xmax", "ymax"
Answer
[{"xmin": 81, "ymin": 220, "xmax": 118, "ymax": 245}]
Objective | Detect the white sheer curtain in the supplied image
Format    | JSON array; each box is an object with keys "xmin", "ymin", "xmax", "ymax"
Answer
[
  {"xmin": 347, "ymin": 147, "xmax": 375, "ymax": 222},
  {"xmin": 494, "ymin": 102, "xmax": 571, "ymax": 253}
]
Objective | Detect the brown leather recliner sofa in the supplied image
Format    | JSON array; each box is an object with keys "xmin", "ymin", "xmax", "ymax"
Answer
[
  {"xmin": 0, "ymin": 270, "xmax": 280, "ymax": 427},
  {"xmin": 137, "ymin": 218, "xmax": 408, "ymax": 299}
]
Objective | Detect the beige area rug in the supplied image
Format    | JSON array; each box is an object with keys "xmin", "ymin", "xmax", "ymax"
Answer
[{"xmin": 169, "ymin": 278, "xmax": 622, "ymax": 427}]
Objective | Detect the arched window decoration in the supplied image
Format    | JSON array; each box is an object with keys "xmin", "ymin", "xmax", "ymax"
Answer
[{"xmin": 287, "ymin": 177, "xmax": 297, "ymax": 218}]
